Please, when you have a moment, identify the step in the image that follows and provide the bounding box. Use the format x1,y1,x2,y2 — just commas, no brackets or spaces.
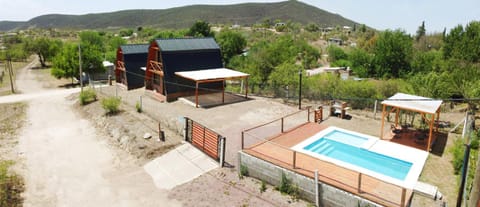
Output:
321,146,335,155
313,142,330,153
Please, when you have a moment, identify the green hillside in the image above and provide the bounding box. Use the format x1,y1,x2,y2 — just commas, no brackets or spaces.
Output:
0,1,361,31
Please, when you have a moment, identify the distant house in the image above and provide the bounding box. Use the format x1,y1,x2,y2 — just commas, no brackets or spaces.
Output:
328,37,343,46
115,44,149,90
144,38,224,102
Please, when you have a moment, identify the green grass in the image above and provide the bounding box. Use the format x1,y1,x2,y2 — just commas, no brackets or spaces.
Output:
101,97,121,115
79,89,97,105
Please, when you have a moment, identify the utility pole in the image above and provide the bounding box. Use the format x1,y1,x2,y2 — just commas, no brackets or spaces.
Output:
6,56,15,93
78,43,83,92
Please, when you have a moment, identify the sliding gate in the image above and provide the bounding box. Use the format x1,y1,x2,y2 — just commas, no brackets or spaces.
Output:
185,117,226,167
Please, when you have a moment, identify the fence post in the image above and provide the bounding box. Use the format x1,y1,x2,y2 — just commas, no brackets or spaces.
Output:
293,151,296,169
219,136,226,167
158,122,165,142
184,117,188,141
307,107,311,122
281,118,284,133
315,169,319,207
202,126,206,150
140,96,143,112
357,173,362,193
241,131,244,150
401,188,406,207
373,100,378,119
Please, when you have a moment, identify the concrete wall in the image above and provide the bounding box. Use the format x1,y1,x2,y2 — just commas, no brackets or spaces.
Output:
239,152,382,207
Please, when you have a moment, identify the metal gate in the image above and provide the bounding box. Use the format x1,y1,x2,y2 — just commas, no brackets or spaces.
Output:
185,117,226,166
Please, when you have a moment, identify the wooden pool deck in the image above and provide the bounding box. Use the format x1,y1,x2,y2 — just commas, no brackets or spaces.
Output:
243,122,413,207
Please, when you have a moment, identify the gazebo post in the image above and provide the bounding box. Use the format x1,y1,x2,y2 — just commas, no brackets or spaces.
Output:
427,113,435,151
222,79,225,104
395,108,400,127
380,104,387,139
195,82,199,108
436,110,440,132
245,77,249,99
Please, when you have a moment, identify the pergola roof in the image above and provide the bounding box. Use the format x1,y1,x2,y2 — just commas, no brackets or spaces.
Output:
381,93,443,114
175,68,249,82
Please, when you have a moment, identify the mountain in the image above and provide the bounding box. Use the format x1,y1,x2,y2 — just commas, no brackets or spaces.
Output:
0,1,361,31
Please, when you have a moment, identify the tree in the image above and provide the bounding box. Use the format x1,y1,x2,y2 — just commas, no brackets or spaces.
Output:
187,20,214,37
443,21,480,62
215,30,247,64
51,43,79,83
305,23,319,32
327,45,347,62
25,37,62,67
348,48,373,77
105,36,127,62
416,21,426,41
372,29,413,78
79,31,106,74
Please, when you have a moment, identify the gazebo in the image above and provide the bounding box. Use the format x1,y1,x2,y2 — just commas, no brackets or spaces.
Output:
380,93,443,151
175,68,249,108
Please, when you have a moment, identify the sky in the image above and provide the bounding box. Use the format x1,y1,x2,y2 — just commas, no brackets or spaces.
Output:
1,0,479,34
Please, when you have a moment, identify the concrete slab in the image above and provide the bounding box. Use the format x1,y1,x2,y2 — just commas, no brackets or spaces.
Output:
143,143,218,190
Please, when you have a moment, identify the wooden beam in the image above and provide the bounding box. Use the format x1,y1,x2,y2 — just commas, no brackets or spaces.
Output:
245,77,249,99
436,110,440,132
427,113,435,151
380,104,387,139
222,80,225,104
395,108,400,127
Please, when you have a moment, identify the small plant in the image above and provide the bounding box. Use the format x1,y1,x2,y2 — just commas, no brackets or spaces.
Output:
450,138,465,174
260,180,267,193
275,172,299,200
101,97,121,115
239,164,249,179
79,89,97,105
135,101,142,113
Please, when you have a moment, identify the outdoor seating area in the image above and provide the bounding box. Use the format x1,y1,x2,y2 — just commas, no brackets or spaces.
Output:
385,125,445,152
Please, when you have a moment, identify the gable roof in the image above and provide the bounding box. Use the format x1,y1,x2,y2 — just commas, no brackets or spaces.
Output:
120,44,149,55
155,38,220,52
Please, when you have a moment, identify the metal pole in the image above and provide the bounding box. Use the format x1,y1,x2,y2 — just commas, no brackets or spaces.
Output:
456,115,472,207
78,44,83,92
298,69,302,110
314,170,319,207
219,137,226,167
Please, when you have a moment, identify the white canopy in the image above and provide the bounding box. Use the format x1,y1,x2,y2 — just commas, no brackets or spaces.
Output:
175,68,249,82
381,93,442,114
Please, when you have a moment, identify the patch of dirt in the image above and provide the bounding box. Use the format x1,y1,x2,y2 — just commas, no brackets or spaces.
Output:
71,92,182,164
0,102,27,207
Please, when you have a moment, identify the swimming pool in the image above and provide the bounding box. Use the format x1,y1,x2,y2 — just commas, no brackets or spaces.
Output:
292,127,427,188
304,137,412,180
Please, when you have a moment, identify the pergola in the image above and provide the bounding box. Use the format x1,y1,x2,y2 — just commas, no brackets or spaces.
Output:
380,93,443,151
175,68,250,108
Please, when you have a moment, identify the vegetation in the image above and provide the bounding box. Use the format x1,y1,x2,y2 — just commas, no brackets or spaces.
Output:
79,89,97,105
275,172,300,200
215,29,247,64
260,180,267,193
187,20,214,37
0,1,357,31
0,161,24,207
239,164,249,179
101,97,121,115
135,101,142,113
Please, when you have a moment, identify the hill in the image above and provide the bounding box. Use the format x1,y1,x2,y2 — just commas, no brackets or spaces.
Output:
0,1,361,31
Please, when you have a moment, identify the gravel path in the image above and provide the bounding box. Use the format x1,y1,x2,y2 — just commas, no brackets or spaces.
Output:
14,59,180,206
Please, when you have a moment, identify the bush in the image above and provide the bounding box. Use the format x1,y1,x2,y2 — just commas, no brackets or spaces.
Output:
0,161,24,207
79,89,97,105
135,101,142,113
101,97,121,115
450,138,465,174
260,180,267,193
239,164,249,179
275,172,299,200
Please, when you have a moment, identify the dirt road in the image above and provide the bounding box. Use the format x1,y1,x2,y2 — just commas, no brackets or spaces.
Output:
14,60,180,206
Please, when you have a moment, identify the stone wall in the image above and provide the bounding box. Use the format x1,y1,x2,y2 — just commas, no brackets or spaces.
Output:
239,152,382,207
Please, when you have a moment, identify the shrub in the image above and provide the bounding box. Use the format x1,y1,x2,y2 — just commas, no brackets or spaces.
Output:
239,164,249,179
450,138,465,174
260,180,267,193
0,161,24,207
135,101,142,113
275,173,300,200
79,89,97,105
101,97,121,115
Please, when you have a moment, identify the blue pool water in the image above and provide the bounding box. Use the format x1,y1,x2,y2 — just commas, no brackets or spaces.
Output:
323,130,368,147
304,131,412,181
